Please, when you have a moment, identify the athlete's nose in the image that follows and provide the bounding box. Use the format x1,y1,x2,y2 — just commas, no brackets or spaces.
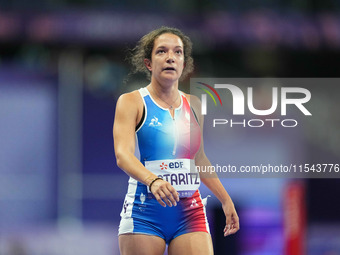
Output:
166,52,175,63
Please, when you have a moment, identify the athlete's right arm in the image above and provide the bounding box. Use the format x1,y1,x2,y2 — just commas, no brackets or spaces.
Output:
113,92,179,207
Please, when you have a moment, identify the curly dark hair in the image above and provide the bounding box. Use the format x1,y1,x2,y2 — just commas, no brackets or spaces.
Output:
129,26,194,81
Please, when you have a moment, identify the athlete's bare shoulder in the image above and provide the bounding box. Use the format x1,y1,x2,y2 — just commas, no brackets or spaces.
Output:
117,89,144,108
116,89,144,118
117,90,142,104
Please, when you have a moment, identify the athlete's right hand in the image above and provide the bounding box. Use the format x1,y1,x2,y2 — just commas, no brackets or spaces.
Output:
150,179,180,207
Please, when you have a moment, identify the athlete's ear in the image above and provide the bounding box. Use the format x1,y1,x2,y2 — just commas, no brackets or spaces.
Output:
144,59,152,72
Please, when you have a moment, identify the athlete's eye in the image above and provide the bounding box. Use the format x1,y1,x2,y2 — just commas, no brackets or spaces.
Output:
175,50,183,55
156,50,165,54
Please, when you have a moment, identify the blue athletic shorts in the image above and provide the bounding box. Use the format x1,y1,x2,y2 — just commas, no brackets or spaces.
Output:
118,184,210,244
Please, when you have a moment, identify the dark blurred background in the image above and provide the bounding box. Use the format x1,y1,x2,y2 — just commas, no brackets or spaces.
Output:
0,1,340,255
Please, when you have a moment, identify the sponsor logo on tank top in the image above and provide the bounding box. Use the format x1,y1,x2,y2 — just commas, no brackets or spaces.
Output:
149,116,162,127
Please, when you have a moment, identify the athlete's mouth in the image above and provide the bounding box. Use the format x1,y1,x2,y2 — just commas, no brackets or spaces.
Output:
163,67,176,71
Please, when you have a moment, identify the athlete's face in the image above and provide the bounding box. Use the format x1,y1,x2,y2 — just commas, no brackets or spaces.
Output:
145,33,185,84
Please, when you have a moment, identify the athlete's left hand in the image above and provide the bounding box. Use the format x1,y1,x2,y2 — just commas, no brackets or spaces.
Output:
222,199,240,237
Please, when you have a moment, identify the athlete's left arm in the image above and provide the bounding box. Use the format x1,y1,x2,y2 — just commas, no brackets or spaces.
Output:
189,94,240,237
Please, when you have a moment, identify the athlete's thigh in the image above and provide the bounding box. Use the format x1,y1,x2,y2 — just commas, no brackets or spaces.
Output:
119,234,166,255
168,232,214,255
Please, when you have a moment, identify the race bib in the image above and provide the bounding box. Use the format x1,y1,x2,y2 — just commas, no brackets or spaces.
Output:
145,159,200,197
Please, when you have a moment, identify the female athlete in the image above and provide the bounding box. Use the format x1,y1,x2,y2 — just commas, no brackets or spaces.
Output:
113,26,239,255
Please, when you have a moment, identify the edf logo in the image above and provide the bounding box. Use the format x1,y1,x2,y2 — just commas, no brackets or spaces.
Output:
169,162,184,169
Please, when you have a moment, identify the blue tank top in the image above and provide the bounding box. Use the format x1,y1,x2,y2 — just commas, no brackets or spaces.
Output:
136,87,201,197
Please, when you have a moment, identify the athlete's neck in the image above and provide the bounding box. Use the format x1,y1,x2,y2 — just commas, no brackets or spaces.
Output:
148,79,179,100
